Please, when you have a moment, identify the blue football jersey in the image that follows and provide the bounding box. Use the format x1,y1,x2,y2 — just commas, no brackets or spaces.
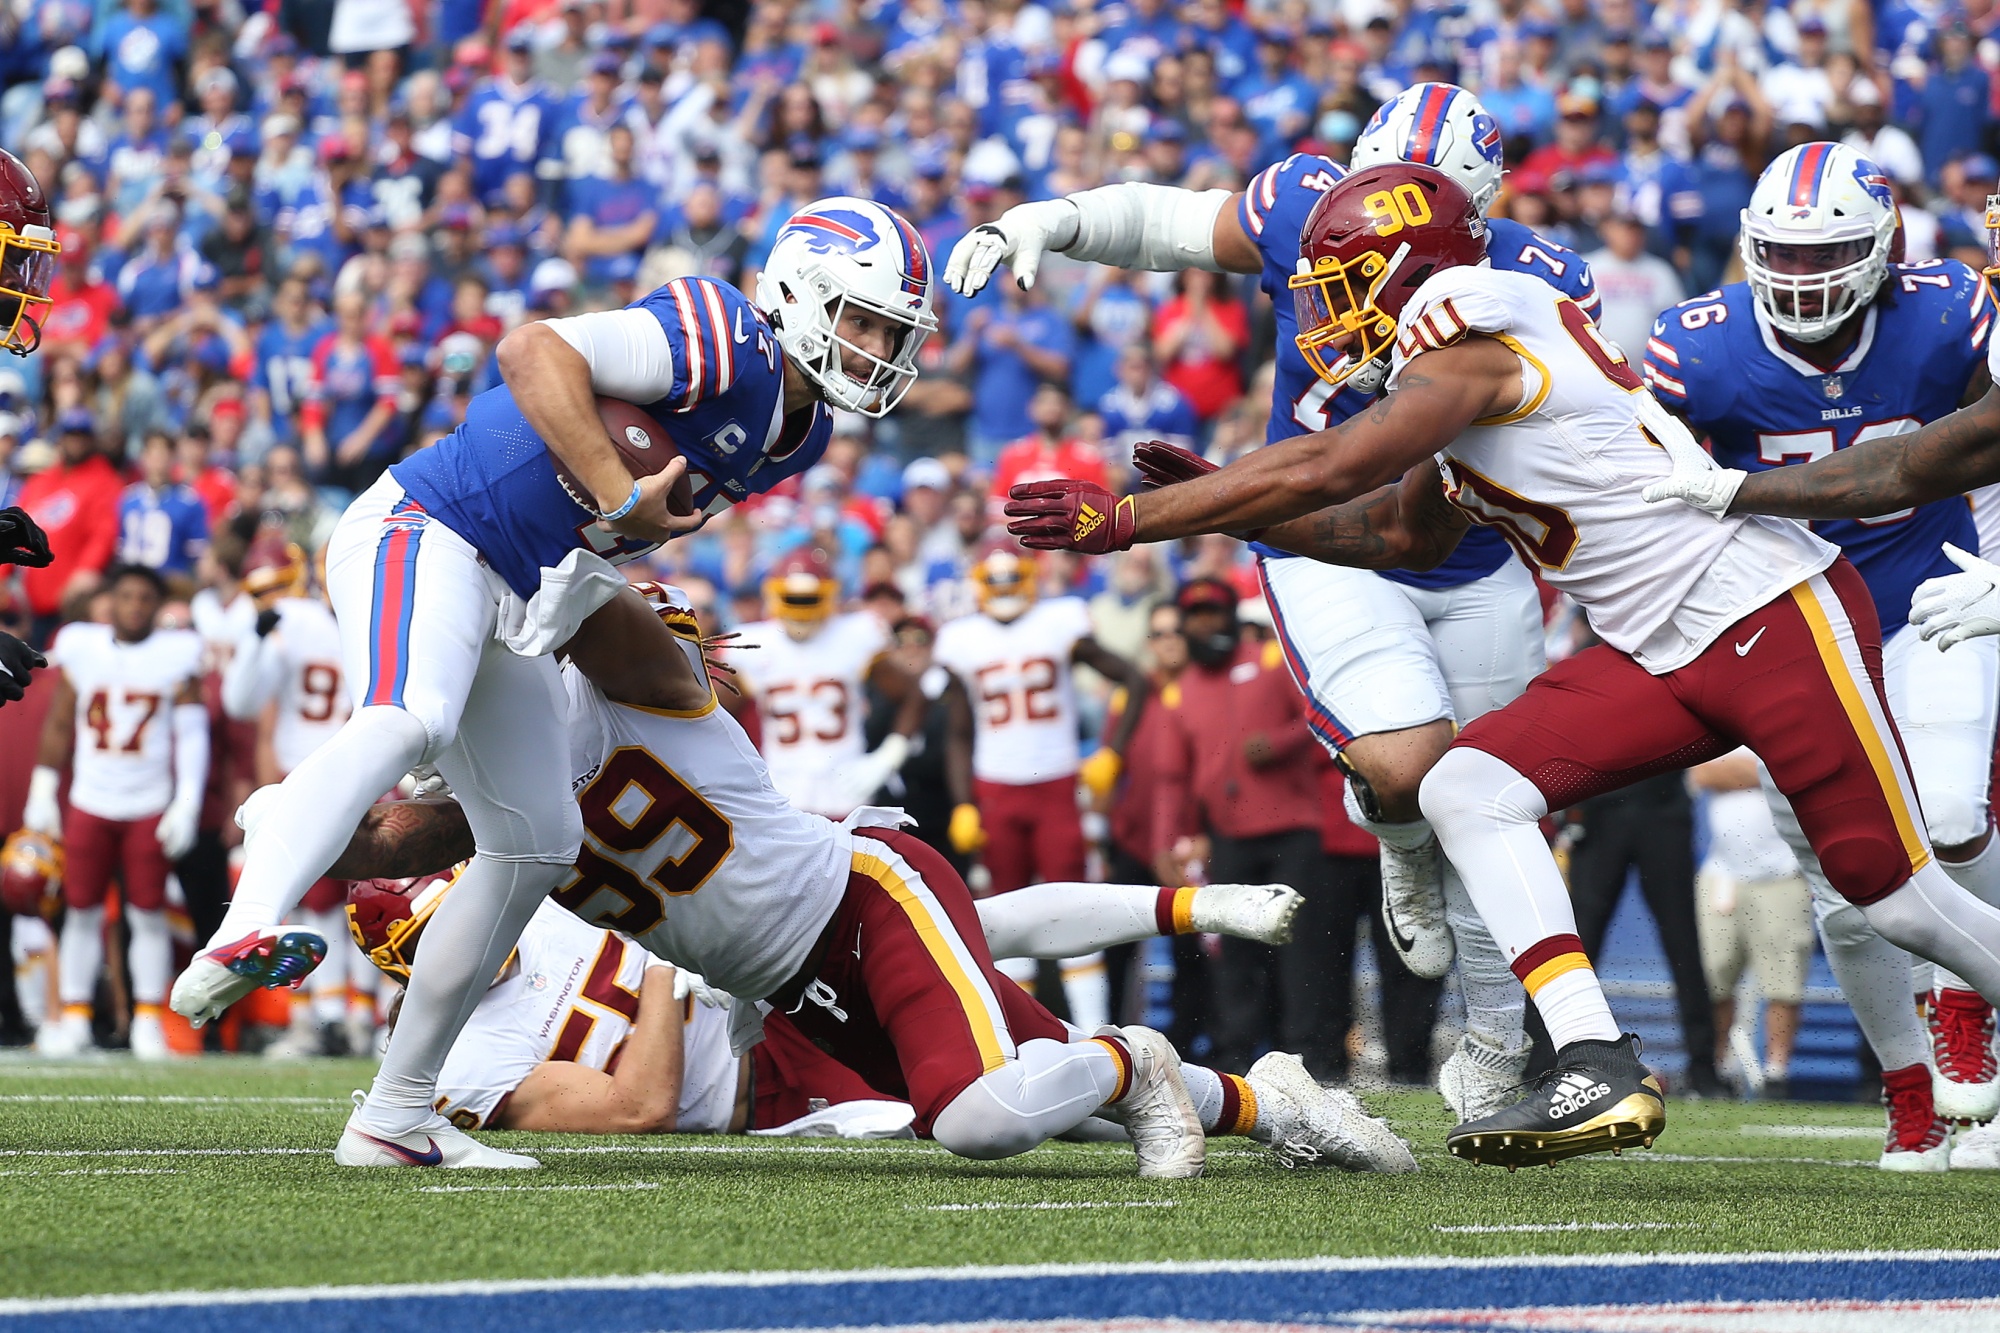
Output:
1644,262,1993,630
392,276,832,597
1237,154,1598,589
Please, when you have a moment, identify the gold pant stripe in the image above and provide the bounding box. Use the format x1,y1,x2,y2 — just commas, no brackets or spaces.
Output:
852,849,1009,1074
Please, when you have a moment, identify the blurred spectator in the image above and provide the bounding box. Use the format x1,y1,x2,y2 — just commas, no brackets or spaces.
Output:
958,281,1075,463
300,290,399,495
1088,545,1170,666
1153,269,1248,424
1842,81,1921,190
564,123,657,300
1098,346,1198,453
17,410,121,640
989,383,1109,516
1919,23,1989,187
1586,211,1685,362
117,430,209,588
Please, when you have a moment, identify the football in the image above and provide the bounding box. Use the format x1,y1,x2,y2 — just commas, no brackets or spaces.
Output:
549,396,696,518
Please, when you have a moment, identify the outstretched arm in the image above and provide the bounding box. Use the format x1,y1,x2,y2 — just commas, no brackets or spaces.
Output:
944,183,1261,294
1722,388,2000,520
1256,461,1471,571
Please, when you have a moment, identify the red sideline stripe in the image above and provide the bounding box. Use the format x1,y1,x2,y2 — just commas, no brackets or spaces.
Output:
1510,933,1587,985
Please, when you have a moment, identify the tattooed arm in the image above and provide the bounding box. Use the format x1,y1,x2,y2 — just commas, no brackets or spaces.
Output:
1254,460,1471,571
326,798,477,880
1725,387,2000,521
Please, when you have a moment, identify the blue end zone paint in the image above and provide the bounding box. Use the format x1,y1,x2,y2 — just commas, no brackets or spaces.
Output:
8,1252,2000,1333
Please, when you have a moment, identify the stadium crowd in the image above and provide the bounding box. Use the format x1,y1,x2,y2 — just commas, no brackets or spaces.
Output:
0,0,1994,1093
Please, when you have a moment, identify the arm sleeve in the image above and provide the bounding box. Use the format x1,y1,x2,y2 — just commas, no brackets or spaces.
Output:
220,629,284,721
544,307,680,404
170,699,210,810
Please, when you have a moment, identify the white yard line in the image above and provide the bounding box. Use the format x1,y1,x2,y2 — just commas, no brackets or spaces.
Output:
0,1095,344,1106
1740,1125,1882,1139
417,1182,664,1194
1432,1222,1688,1235
918,1202,1179,1213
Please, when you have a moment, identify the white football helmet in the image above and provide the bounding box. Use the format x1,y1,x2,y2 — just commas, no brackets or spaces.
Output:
1741,142,1897,343
1351,83,1507,215
755,196,939,418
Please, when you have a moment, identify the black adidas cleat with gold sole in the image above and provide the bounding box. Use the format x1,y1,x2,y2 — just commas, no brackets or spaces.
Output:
1444,1033,1665,1171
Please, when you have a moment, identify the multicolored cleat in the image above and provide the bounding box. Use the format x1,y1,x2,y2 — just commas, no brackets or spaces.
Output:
168,930,328,1028
1444,1032,1665,1171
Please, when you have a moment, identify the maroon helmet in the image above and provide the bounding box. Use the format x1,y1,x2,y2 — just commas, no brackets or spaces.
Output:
0,150,58,357
1289,162,1487,389
347,871,458,985
0,829,61,918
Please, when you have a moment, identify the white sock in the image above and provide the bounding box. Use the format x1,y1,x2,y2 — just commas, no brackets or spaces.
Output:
1420,747,1618,1048
1863,860,2000,1007
212,707,428,947
1061,953,1110,1031
359,854,567,1133
929,1035,1127,1159
1182,1061,1223,1129
1443,859,1525,1047
57,906,105,1008
125,908,170,1005
975,883,1163,957
993,955,1038,993
306,907,351,1025
1936,840,2000,991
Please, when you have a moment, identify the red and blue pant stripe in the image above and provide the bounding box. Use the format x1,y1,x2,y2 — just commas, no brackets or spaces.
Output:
365,498,427,708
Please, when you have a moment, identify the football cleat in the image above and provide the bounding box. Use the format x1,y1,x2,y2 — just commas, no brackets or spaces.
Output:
1928,988,2000,1123
1099,1025,1205,1179
1379,838,1453,980
1881,1062,1952,1172
1949,1119,2000,1170
1446,1033,1665,1170
1247,1051,1417,1173
35,1011,91,1057
170,930,328,1028
1439,1028,1533,1124
335,1097,540,1169
128,1009,171,1061
1190,883,1302,945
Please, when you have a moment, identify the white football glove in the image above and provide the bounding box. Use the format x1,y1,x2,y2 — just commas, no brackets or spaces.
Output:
671,967,731,1010
1638,397,1743,517
1910,543,2000,649
827,734,911,815
406,763,452,799
156,795,200,860
943,199,1080,295
23,765,61,838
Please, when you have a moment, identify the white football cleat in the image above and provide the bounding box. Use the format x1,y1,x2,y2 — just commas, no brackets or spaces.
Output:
1438,1029,1532,1124
1247,1051,1418,1173
170,930,327,1028
1379,838,1454,980
1191,884,1302,945
335,1100,540,1169
35,1012,92,1057
1950,1120,2000,1170
1099,1025,1205,1179
128,1009,171,1061
1928,988,2000,1123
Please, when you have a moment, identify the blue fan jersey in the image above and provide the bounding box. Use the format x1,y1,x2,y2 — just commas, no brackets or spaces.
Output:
1644,262,1993,630
1238,153,1600,588
392,276,832,597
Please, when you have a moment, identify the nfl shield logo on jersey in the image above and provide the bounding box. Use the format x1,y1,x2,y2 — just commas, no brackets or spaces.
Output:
1821,375,1845,400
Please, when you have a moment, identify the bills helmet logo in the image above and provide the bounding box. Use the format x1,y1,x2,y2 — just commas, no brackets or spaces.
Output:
1851,160,1894,209
1470,112,1504,165
780,209,884,257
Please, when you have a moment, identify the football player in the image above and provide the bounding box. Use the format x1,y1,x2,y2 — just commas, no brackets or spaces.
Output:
1005,162,2000,1169
221,541,375,1057
931,545,1148,1031
727,545,926,820
24,564,207,1059
305,583,1413,1175
0,147,61,707
332,871,1386,1164
1643,143,1996,1168
945,84,1595,1117
171,196,939,1171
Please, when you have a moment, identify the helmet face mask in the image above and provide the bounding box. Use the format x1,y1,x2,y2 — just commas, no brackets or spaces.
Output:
1740,142,1896,344
764,546,840,634
973,548,1037,622
755,198,940,418
1986,193,2000,280
347,873,457,986
1291,241,1409,388
0,238,55,356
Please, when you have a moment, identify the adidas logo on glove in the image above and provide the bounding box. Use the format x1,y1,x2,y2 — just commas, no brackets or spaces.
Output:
1548,1073,1611,1119
1073,504,1105,541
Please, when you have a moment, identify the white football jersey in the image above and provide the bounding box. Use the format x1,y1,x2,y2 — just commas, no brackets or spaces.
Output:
933,597,1092,784
431,898,739,1133
728,612,887,817
189,586,256,674
1389,266,1836,674
50,624,204,821
560,622,850,1000
222,598,351,774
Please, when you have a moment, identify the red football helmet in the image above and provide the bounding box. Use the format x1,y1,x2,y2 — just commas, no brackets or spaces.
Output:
347,870,459,986
0,829,62,918
0,149,58,357
1289,162,1487,389
243,533,309,610
763,545,840,629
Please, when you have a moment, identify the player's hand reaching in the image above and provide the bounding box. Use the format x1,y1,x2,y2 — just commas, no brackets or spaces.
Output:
156,796,199,861
948,803,986,854
1132,441,1218,490
1004,480,1137,554
600,457,703,545
1640,412,1744,517
668,966,731,1010
0,631,45,703
1910,543,2000,649
943,198,1080,295
0,507,51,568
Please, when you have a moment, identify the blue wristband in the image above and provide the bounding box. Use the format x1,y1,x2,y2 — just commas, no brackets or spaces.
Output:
600,480,642,523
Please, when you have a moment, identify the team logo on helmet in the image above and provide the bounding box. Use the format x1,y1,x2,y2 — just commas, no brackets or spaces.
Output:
780,209,884,258
1852,160,1893,210
1469,112,1503,164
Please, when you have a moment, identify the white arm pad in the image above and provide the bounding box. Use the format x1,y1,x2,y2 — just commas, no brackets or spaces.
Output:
171,700,210,810
1061,182,1231,273
544,308,679,404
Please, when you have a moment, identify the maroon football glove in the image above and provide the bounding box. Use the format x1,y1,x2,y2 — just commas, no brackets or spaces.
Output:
1131,440,1218,491
1004,479,1138,554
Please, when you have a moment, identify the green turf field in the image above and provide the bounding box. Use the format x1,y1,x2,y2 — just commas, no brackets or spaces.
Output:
2,1055,1992,1301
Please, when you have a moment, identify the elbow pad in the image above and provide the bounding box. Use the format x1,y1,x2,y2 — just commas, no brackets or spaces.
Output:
1062,182,1230,274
